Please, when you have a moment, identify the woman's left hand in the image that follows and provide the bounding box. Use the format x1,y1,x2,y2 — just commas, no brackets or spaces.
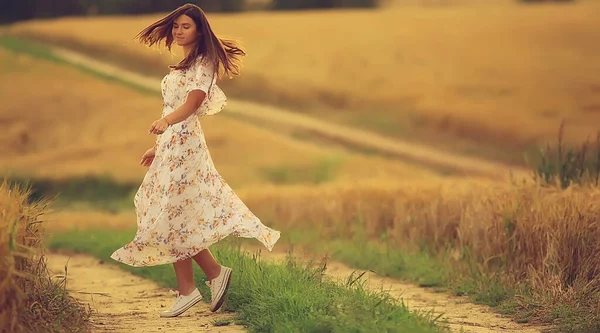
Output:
149,118,170,135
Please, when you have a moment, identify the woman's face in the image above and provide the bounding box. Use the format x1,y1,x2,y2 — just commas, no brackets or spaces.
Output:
172,14,199,47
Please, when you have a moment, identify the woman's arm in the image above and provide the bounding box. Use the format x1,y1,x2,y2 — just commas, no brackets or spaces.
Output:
148,91,206,134
162,90,206,125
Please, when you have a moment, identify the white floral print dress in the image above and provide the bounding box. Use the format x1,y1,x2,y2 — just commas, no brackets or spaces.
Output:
111,55,281,267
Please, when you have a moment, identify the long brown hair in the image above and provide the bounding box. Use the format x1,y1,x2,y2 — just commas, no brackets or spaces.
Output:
134,3,245,79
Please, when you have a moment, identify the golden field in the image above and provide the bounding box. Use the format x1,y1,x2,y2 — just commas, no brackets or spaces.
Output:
7,1,600,159
3,4,600,328
0,49,442,188
40,167,600,328
0,180,90,332
240,177,600,326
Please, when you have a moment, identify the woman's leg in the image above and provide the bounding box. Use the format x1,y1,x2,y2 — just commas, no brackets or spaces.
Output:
173,258,197,295
192,248,232,312
160,258,203,317
192,249,222,280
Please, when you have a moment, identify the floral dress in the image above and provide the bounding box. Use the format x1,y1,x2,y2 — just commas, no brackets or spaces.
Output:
111,55,281,267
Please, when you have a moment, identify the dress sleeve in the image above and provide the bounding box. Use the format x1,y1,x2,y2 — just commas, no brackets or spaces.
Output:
185,56,216,97
185,56,227,117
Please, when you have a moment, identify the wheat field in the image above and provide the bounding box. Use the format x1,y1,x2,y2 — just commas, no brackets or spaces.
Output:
238,176,600,325
0,180,91,332
8,1,600,153
0,49,441,187
4,3,600,328
40,163,600,328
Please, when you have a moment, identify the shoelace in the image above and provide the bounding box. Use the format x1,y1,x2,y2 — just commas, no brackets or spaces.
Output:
167,290,183,309
206,280,218,297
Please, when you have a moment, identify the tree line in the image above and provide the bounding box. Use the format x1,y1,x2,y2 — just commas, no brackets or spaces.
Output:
0,0,381,24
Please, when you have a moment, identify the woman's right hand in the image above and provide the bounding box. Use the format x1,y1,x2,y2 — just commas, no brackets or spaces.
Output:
140,147,156,167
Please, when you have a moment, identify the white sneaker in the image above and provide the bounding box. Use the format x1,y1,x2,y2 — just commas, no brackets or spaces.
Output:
159,288,203,318
205,266,232,312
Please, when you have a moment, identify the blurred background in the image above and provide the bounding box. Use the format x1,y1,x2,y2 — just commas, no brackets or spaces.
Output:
1,0,600,248
1,0,599,235
1,0,598,188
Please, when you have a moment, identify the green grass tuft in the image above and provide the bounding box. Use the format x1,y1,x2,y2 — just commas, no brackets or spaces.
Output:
211,318,233,326
528,120,600,189
260,156,343,185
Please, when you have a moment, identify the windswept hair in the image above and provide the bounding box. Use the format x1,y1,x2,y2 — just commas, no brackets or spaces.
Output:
135,3,245,79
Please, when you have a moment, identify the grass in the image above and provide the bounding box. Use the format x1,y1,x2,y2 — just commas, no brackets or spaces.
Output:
6,2,600,164
530,120,600,189
260,155,344,185
0,180,91,333
47,228,445,333
4,174,137,212
232,173,600,332
7,122,597,331
21,126,600,331
265,226,521,310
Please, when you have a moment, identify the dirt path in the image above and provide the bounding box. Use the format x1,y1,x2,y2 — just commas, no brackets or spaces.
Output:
47,45,530,181
47,248,547,333
46,252,245,333
250,246,547,333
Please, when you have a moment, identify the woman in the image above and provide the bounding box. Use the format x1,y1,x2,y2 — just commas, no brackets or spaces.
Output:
110,3,281,318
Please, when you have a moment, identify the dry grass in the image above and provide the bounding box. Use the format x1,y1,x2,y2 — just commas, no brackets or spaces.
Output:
7,1,600,155
37,172,600,328
0,180,91,333
238,178,600,327
0,49,441,188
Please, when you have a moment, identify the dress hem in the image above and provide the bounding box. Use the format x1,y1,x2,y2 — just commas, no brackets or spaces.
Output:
110,229,281,268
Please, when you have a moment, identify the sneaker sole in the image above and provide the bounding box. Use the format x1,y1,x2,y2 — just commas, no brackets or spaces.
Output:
159,294,203,318
210,267,232,312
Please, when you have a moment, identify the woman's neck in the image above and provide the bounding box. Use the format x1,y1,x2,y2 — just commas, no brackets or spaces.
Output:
183,43,195,58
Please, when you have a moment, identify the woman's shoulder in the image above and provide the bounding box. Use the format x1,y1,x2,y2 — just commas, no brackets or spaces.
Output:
187,55,209,71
